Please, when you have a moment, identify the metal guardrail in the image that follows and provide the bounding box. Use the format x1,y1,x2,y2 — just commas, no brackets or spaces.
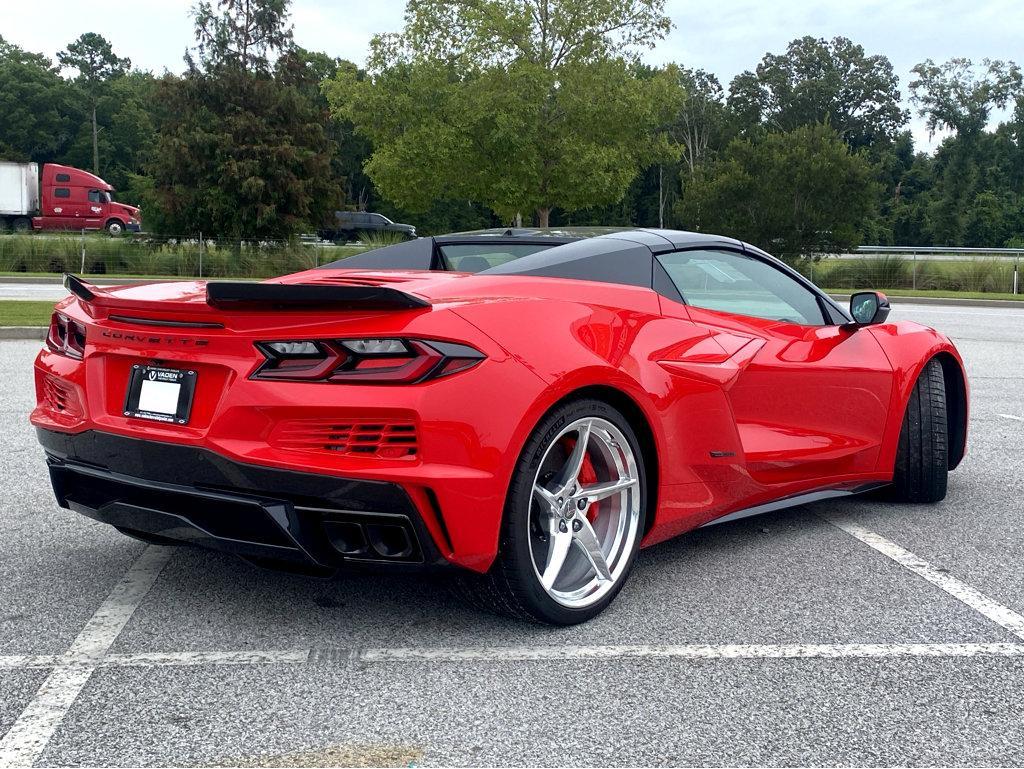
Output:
856,245,1024,257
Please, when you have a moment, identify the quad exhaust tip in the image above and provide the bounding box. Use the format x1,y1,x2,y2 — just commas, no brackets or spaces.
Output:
323,519,418,562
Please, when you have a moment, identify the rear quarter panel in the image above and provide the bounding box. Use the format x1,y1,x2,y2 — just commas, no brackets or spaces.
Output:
450,281,750,543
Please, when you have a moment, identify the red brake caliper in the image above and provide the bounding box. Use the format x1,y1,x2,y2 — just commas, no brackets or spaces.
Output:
575,440,600,522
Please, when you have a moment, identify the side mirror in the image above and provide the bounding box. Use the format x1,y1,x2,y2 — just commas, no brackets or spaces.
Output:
848,291,891,326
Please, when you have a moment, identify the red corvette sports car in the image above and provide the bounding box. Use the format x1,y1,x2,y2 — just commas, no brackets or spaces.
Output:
31,229,968,624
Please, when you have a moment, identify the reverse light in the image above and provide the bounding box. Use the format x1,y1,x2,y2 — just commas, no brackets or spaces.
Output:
46,313,86,360
341,338,409,355
265,341,322,356
254,338,485,384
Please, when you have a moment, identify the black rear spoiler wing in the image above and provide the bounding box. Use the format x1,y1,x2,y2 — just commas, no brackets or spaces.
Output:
206,282,430,310
63,274,430,311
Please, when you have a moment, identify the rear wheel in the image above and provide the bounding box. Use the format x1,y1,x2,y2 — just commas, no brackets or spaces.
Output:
890,358,948,503
455,399,647,625
12,217,31,233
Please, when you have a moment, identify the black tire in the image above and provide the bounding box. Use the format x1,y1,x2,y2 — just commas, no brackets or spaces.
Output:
890,357,948,503
453,398,648,625
12,217,31,233
105,219,125,236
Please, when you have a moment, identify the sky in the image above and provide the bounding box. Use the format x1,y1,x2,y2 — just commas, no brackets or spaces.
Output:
4,0,1023,151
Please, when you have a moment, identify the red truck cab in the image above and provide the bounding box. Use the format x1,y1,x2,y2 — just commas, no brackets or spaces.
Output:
33,164,141,235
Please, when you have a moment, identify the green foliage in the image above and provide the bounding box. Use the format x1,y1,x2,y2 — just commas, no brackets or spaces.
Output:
4,14,1024,259
0,233,361,277
192,0,293,72
328,0,679,226
678,124,880,259
359,231,411,249
149,67,339,238
57,33,130,92
0,37,78,161
911,58,1023,138
811,255,1018,294
58,32,132,174
727,36,908,147
149,0,339,238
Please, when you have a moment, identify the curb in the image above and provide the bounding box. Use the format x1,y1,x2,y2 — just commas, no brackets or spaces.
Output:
0,326,46,340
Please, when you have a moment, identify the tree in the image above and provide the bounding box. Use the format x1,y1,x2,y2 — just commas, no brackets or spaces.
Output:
673,68,729,177
677,124,880,259
727,36,907,148
148,0,338,237
60,71,158,192
58,33,131,174
327,0,679,227
910,58,1023,139
192,0,292,72
0,36,78,162
908,59,1023,245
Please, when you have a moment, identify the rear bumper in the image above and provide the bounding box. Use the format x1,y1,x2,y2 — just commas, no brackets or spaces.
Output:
38,428,451,573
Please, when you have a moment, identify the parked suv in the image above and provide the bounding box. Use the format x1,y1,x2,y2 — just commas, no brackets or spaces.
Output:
319,211,416,243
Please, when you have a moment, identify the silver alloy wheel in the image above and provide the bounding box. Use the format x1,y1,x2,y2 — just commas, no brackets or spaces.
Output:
528,416,641,608
107,221,123,236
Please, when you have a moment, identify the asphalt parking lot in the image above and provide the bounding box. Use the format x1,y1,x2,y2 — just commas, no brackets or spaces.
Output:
1,302,1023,767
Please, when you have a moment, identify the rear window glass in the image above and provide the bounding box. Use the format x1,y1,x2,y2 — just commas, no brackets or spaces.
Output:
54,188,70,198
55,173,71,182
440,243,555,272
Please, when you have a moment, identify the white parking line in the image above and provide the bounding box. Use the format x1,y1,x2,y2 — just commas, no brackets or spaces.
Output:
3,643,1024,675
998,413,1024,422
0,546,172,768
824,515,1024,641
342,642,1024,662
102,649,310,667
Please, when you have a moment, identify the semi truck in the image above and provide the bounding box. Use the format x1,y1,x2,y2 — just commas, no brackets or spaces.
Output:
0,162,141,235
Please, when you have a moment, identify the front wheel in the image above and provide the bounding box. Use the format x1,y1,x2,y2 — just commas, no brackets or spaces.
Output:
890,358,948,503
455,399,647,624
106,219,124,236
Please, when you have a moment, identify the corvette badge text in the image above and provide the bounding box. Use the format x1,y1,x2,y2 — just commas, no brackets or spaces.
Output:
100,330,209,346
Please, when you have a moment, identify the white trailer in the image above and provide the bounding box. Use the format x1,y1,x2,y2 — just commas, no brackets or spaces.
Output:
0,161,40,231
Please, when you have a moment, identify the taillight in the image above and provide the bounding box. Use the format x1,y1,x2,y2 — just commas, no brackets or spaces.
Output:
253,338,485,384
46,313,86,360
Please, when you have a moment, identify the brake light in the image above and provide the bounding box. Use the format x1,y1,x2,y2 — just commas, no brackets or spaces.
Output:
46,313,86,360
253,338,484,384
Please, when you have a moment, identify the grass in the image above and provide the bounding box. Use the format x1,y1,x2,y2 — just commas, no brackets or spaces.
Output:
0,233,367,278
803,256,1020,294
0,301,58,326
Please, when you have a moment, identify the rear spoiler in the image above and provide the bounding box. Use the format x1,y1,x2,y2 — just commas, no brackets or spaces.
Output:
63,274,430,311
64,273,98,302
206,282,430,310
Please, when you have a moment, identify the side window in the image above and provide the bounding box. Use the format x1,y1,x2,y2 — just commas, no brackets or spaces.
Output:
55,173,71,182
54,188,71,199
88,189,102,203
440,243,556,272
370,214,387,224
657,249,826,326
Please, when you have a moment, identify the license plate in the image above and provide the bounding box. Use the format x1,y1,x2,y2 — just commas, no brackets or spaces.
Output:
124,365,197,424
